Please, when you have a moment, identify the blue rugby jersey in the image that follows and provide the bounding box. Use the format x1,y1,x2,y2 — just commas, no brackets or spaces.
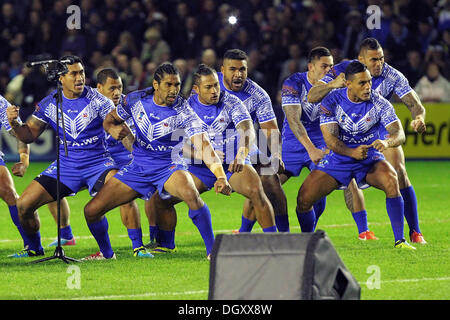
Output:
320,59,413,100
320,88,399,148
0,95,16,161
116,89,205,165
218,72,276,124
281,72,324,148
187,91,251,161
33,86,114,163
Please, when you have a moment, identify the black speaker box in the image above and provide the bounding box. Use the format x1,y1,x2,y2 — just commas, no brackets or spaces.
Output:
208,230,360,300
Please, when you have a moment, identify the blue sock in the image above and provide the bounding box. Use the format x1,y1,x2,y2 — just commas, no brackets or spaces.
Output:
313,197,327,229
159,229,176,249
149,225,159,242
87,218,114,258
400,186,421,234
239,215,256,232
189,204,215,255
8,205,29,247
296,207,316,232
127,228,143,250
386,196,405,242
263,225,277,232
275,214,290,232
351,210,369,234
26,231,43,253
60,225,73,240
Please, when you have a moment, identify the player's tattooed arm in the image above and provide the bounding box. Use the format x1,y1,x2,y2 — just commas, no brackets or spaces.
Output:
13,139,30,177
371,120,405,152
307,74,346,103
400,91,426,133
284,104,325,164
7,106,47,143
103,109,130,141
321,122,369,160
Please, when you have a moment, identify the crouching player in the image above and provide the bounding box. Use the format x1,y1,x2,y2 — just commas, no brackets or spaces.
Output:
297,61,415,249
83,63,231,260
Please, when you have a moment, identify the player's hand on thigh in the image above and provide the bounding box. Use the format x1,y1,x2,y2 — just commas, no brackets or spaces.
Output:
214,177,232,196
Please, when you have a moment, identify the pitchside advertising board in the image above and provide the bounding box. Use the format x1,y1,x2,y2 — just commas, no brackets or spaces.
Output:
393,103,450,159
0,104,449,161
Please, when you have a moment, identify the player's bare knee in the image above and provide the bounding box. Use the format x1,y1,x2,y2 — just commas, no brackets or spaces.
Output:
297,188,313,212
384,173,401,198
84,200,103,223
179,187,201,208
0,186,18,206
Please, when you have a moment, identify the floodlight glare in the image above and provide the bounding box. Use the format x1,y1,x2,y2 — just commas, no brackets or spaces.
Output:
228,15,237,25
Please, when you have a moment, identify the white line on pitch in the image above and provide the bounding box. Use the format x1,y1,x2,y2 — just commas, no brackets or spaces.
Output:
69,289,208,300
69,277,450,300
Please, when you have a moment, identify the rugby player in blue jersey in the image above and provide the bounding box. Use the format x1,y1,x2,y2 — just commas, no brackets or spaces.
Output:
0,94,34,255
282,47,377,239
219,49,287,233
148,64,277,254
7,56,121,258
83,63,231,260
96,68,153,258
298,61,415,249
279,47,330,232
308,38,427,244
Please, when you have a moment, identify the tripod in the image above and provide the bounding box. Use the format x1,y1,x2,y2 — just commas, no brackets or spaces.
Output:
31,61,79,264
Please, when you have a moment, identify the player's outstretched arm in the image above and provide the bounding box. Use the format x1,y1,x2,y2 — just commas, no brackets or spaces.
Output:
190,133,232,196
307,74,346,103
321,122,369,160
103,109,131,141
11,138,30,177
259,119,285,172
400,91,426,133
284,104,325,164
7,106,46,144
231,119,255,173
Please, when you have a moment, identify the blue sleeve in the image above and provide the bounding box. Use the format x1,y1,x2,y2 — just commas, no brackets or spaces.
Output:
281,76,302,106
178,102,205,138
33,95,52,124
319,93,337,125
228,95,251,127
116,94,132,121
0,96,13,131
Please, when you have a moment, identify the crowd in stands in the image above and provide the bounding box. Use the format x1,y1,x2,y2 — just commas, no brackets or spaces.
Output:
1,0,450,116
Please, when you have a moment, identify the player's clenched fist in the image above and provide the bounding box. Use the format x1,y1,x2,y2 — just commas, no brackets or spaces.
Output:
410,117,426,134
351,145,370,160
109,123,130,141
7,105,20,126
214,177,232,196
370,139,389,152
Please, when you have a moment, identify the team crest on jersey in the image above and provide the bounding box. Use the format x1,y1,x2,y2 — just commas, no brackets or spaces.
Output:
45,102,97,139
372,154,381,160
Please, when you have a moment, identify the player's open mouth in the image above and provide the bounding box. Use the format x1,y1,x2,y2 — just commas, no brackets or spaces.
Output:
74,83,84,90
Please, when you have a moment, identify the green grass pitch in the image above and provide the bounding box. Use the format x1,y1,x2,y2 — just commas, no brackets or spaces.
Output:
0,161,448,300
